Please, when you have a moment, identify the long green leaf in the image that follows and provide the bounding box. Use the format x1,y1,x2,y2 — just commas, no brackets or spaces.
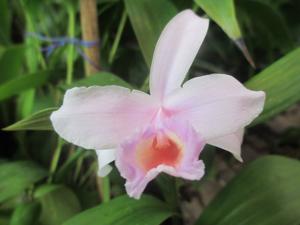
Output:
125,0,177,66
64,72,132,89
3,107,56,131
195,156,300,225
63,195,173,225
34,185,81,225
0,161,47,202
0,45,26,83
0,0,11,44
10,201,41,225
246,47,300,124
194,0,256,66
194,0,241,39
0,70,49,102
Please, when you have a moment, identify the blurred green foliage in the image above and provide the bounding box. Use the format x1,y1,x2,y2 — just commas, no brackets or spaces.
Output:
0,0,299,224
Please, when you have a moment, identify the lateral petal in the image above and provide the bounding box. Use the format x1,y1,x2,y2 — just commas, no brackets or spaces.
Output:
207,129,244,161
51,86,158,149
164,74,265,141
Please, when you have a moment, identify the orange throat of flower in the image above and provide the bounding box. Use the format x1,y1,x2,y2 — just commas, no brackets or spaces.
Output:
136,132,183,172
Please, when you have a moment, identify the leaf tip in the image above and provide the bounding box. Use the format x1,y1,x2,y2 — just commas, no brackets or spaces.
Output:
234,38,256,68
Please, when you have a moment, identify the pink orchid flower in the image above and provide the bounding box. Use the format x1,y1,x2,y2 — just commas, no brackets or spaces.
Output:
50,10,265,199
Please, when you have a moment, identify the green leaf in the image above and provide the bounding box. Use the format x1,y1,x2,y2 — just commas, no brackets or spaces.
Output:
0,0,11,44
0,45,26,83
10,201,41,225
35,185,81,225
246,47,300,125
125,0,177,66
63,195,173,225
64,72,132,89
194,0,255,66
0,70,50,102
3,107,56,131
0,161,47,202
195,156,300,225
194,0,241,39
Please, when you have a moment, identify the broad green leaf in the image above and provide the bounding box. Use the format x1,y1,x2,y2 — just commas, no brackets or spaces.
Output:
0,45,26,83
34,185,62,198
0,0,11,44
194,0,255,66
0,161,47,202
64,72,132,89
63,195,173,225
195,156,300,225
10,201,41,225
246,47,300,124
0,70,49,102
125,0,177,66
35,185,81,225
194,0,241,39
3,107,56,131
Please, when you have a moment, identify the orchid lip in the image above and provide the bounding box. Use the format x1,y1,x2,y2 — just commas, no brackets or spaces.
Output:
115,118,206,199
136,131,183,172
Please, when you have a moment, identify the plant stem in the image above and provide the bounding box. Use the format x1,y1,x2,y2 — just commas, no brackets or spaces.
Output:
80,0,101,75
108,9,127,64
48,138,64,183
66,4,76,85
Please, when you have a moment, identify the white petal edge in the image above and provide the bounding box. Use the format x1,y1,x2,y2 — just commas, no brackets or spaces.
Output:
164,74,265,141
96,149,116,177
207,129,244,162
50,86,158,150
98,165,113,177
149,9,209,100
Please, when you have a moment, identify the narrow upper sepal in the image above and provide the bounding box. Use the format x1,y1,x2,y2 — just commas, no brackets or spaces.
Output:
149,10,209,100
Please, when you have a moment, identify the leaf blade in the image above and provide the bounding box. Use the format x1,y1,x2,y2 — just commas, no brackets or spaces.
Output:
63,72,132,89
125,0,177,66
3,107,56,131
195,156,300,225
0,161,47,202
63,195,173,225
246,47,300,125
0,70,50,102
194,0,241,39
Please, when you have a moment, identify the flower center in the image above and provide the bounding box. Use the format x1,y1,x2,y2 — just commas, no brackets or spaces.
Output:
136,132,183,172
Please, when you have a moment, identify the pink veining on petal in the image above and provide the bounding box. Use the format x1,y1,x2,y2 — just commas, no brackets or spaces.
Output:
115,117,205,199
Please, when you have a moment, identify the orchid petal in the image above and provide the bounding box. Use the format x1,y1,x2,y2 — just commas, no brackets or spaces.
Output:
207,129,244,161
50,86,158,149
164,74,265,141
149,10,209,100
98,165,113,177
96,149,116,177
115,118,205,199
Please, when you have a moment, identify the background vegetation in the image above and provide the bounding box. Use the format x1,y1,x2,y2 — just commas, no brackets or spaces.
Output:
0,0,299,224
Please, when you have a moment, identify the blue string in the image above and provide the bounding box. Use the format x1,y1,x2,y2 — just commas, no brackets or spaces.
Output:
26,32,100,69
